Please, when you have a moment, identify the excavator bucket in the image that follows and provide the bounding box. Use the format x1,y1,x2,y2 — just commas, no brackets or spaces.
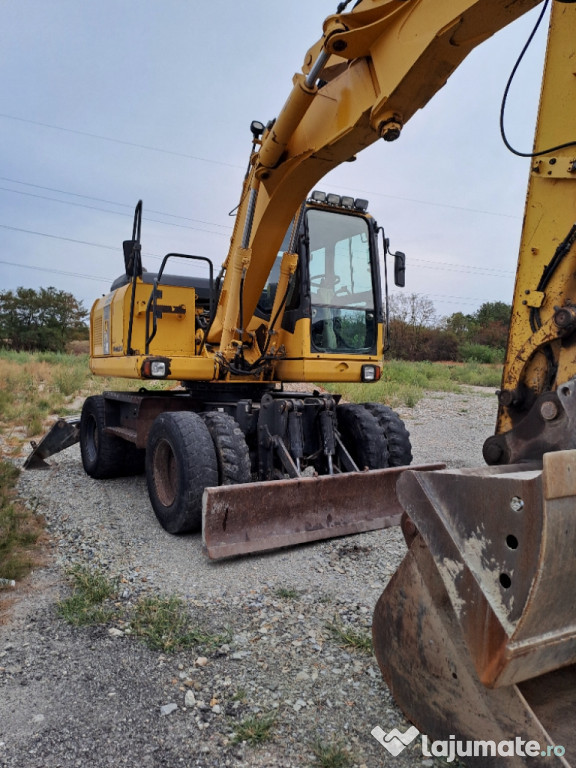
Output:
202,463,444,559
372,451,576,766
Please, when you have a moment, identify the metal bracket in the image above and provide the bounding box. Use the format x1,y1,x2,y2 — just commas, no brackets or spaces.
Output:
484,378,576,465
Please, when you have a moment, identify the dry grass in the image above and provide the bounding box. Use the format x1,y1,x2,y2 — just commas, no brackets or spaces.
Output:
0,353,88,447
0,350,166,455
0,461,45,582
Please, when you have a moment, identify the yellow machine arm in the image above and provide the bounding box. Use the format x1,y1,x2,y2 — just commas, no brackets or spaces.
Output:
483,1,576,463
208,0,543,363
369,2,576,760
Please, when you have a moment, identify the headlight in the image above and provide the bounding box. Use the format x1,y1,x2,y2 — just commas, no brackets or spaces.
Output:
361,364,381,382
141,358,170,378
151,361,166,377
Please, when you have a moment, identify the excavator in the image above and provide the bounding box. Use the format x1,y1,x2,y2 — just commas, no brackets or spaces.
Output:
25,0,576,759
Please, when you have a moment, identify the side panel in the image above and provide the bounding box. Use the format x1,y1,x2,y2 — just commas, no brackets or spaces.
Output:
90,280,198,361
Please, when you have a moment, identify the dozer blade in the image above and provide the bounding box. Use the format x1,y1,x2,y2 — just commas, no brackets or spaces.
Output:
202,463,444,559
373,451,576,766
23,416,81,470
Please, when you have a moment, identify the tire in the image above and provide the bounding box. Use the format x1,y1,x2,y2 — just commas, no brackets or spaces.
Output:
80,395,144,479
336,403,389,470
364,403,413,467
200,412,251,486
145,411,218,534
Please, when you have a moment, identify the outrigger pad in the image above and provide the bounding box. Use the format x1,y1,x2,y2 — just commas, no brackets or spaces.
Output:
24,416,80,470
202,463,444,559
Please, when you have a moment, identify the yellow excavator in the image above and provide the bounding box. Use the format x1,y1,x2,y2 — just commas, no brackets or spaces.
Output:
26,0,576,757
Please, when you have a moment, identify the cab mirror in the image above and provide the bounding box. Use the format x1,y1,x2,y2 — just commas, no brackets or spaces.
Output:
394,251,406,288
123,240,142,278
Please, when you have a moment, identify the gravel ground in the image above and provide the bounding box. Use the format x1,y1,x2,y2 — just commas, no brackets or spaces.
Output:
1,388,497,768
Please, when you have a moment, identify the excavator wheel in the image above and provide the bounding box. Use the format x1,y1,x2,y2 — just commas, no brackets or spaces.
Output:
80,395,145,479
146,411,218,534
364,403,412,467
336,403,389,469
200,411,252,485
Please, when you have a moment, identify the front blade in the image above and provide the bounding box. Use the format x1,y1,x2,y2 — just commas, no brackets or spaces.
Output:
202,463,444,559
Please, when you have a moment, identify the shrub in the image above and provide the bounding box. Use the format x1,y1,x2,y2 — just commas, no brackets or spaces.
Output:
459,343,505,364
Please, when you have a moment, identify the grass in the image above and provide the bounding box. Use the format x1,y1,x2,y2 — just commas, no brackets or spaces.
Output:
128,594,231,653
232,711,277,745
325,618,373,654
0,460,44,582
56,566,231,653
0,349,172,447
57,565,118,626
322,359,502,408
309,739,353,768
274,587,300,600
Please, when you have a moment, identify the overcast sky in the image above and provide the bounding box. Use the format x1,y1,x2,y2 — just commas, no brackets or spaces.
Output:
0,0,550,320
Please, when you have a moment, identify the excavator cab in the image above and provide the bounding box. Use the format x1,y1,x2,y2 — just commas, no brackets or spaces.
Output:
307,202,378,354
252,190,405,384
258,193,384,353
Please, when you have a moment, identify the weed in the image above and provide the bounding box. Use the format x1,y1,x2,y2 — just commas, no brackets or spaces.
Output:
57,565,118,626
325,618,373,653
459,343,505,365
309,738,352,768
232,688,247,702
233,711,277,745
129,594,230,653
52,362,88,396
57,592,115,626
275,587,300,600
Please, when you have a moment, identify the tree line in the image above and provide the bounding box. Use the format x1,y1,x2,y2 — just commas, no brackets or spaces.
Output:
387,293,510,363
0,287,88,353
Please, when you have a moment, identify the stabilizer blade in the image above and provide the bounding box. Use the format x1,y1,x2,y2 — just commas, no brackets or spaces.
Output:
202,463,443,559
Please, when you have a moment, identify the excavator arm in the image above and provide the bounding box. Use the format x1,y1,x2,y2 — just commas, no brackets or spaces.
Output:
207,0,543,364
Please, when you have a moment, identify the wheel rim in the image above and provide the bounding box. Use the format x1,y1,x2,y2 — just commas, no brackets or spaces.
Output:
153,438,178,507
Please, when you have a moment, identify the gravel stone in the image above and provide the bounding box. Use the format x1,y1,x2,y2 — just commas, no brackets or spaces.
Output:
1,388,498,767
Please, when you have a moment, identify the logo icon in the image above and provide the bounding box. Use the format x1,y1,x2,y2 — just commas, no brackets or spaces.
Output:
372,725,420,756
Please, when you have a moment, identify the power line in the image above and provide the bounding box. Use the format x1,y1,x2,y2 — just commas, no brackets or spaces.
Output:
2,257,506,313
0,223,119,252
411,256,514,277
0,176,234,230
0,259,111,284
1,112,521,222
0,223,167,264
0,113,244,170
339,184,523,221
0,258,504,313
0,222,515,280
0,185,232,236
